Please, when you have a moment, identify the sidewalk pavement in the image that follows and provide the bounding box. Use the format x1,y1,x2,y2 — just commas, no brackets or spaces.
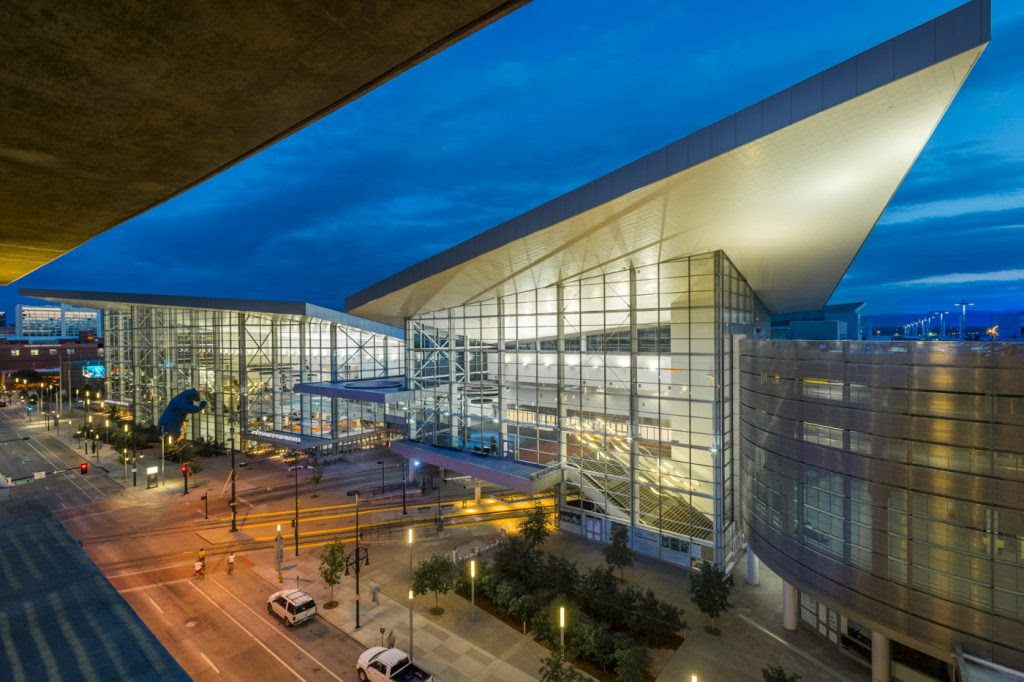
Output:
540,533,869,682
243,520,870,682
249,522,548,682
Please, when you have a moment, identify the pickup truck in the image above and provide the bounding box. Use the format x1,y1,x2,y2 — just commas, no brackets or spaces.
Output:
356,647,432,682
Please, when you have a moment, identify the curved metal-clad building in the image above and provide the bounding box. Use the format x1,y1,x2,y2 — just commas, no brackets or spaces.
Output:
739,339,1024,672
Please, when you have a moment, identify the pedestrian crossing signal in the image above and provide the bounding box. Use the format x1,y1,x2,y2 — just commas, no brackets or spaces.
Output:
180,465,188,475
79,462,88,475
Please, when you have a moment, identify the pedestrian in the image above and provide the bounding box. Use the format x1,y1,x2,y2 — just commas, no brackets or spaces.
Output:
500,528,507,543
197,548,206,564
450,545,457,564
193,560,204,579
386,629,396,649
227,552,235,575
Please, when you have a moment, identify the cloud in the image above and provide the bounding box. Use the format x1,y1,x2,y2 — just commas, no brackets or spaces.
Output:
895,269,1024,286
880,188,1024,225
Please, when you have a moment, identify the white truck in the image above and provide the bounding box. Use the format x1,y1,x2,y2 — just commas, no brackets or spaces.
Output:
356,647,433,682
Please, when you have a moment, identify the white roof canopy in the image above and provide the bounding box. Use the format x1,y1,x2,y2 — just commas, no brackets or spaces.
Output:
349,1,988,325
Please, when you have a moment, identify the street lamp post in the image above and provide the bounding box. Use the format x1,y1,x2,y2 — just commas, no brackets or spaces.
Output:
559,606,565,654
347,489,363,629
275,524,284,583
470,559,476,621
407,527,414,658
230,434,237,532
293,450,300,557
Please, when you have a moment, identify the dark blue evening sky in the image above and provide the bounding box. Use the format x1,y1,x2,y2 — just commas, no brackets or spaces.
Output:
4,1,1023,320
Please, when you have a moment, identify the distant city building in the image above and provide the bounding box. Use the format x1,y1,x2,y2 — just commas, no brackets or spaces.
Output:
770,302,865,340
15,303,101,339
0,311,6,326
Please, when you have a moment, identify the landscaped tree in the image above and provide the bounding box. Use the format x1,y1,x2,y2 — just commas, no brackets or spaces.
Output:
412,553,458,615
624,585,685,648
538,650,586,682
688,562,734,635
603,525,636,582
762,665,801,682
613,639,651,682
188,459,204,486
518,505,552,548
307,459,325,497
318,538,346,608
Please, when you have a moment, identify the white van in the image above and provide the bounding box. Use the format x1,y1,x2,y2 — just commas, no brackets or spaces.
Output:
267,589,317,626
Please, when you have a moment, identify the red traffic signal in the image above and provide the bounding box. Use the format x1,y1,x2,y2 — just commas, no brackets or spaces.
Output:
180,465,188,475
79,462,89,475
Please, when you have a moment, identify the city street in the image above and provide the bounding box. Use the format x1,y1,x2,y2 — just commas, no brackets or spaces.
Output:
0,402,541,679
0,403,122,508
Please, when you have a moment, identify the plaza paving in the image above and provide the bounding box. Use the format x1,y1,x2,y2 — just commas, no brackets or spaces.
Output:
247,516,871,682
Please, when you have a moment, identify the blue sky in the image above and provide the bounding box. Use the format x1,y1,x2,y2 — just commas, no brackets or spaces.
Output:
4,0,1023,321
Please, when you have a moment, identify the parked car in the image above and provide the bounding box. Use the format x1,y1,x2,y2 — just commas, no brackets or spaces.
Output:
266,589,316,627
356,647,432,682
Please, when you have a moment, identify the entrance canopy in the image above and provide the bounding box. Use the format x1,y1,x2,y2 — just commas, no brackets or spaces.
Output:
348,1,989,323
393,440,563,495
244,428,347,451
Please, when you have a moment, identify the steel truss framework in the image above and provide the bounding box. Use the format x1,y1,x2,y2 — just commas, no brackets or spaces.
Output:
103,305,403,453
406,250,754,568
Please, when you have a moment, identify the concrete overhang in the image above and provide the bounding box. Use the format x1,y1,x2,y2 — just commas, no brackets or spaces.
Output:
348,0,989,325
392,440,562,495
293,378,412,404
0,0,527,285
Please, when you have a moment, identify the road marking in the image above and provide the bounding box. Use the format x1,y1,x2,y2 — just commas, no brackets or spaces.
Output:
61,506,129,521
23,437,101,502
736,613,847,680
35,434,106,496
108,561,195,579
199,651,221,674
187,581,306,682
205,578,345,682
120,578,191,594
147,595,165,613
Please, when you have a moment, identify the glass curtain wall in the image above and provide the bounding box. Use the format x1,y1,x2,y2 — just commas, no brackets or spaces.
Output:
103,305,403,451
407,251,753,567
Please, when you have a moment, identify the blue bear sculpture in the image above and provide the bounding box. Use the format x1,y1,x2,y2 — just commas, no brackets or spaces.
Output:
158,388,207,439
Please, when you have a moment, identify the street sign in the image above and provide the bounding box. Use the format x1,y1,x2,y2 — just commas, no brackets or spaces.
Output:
33,471,46,480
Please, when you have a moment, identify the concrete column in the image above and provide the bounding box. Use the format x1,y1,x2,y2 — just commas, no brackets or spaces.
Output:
871,631,890,682
746,546,760,585
782,581,798,631
474,484,481,504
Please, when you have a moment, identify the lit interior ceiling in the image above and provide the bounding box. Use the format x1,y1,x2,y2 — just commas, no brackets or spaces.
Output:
349,6,987,326
0,0,526,285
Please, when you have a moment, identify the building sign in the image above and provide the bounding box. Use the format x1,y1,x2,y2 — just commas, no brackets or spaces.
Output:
247,429,303,444
82,364,106,378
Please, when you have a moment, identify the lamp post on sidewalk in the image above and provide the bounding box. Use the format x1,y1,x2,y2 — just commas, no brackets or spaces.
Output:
559,606,566,654
407,527,414,659
408,589,414,661
293,449,300,557
470,559,476,621
229,433,237,532
346,489,364,629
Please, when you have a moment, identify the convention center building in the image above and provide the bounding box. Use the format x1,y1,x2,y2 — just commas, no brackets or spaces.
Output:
27,1,1022,679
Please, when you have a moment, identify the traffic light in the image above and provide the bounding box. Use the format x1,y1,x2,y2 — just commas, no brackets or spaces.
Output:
181,464,189,495
180,465,188,475
80,462,89,475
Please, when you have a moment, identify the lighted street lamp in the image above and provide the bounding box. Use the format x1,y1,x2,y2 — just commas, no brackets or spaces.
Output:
559,605,566,654
408,589,415,661
470,559,477,621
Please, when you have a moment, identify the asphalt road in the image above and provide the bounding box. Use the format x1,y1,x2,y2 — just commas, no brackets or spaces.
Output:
118,559,364,681
0,405,122,509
